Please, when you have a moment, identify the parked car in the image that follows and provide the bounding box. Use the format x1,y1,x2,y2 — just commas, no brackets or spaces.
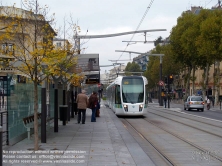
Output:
184,96,204,112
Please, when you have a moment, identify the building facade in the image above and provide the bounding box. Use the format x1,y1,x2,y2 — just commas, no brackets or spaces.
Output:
0,6,56,145
133,54,149,71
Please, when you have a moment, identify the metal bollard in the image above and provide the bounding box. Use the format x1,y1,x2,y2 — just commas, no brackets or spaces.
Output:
59,105,68,126
220,100,221,110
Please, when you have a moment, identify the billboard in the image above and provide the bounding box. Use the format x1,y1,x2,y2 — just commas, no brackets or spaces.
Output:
76,54,99,72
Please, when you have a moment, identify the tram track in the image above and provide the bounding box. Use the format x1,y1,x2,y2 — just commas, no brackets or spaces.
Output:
148,108,222,139
122,117,222,165
142,118,222,163
122,118,176,166
150,107,222,129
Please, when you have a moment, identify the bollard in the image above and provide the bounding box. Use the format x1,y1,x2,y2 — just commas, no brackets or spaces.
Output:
0,126,2,166
219,100,221,110
59,105,68,126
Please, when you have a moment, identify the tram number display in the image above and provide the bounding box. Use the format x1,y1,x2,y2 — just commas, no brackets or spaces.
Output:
122,78,143,85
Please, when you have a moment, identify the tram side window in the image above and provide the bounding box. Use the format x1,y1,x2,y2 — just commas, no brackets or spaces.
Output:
115,85,121,104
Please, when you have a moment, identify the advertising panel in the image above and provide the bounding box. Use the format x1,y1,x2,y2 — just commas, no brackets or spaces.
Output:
76,54,99,72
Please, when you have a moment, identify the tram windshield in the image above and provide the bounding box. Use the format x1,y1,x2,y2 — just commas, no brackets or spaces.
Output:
122,77,144,103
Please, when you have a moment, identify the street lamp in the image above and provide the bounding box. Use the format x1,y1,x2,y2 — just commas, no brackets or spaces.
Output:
115,50,164,106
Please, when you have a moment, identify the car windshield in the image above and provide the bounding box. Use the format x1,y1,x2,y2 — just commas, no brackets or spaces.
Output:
191,97,203,101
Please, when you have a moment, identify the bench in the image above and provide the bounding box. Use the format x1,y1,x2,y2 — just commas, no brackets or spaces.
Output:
23,113,41,140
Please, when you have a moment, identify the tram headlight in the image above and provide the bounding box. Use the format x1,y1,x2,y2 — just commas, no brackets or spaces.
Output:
123,104,128,112
139,104,143,112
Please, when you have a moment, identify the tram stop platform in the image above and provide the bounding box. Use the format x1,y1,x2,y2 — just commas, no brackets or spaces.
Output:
3,100,155,166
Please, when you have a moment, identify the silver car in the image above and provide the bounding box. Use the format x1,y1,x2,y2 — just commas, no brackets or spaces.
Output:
184,96,204,112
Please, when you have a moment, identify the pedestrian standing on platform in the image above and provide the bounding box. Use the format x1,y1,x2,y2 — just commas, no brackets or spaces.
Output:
88,91,98,122
76,90,88,124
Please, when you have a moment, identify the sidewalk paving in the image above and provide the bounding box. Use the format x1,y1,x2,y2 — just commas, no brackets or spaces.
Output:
3,100,155,166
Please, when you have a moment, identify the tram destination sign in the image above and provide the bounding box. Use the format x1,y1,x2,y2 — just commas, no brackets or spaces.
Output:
85,74,100,84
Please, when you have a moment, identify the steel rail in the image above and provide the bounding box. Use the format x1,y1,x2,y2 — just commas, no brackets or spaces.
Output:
123,119,176,166
143,117,222,163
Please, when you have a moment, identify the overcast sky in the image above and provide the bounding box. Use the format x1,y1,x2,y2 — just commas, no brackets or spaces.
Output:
2,0,218,74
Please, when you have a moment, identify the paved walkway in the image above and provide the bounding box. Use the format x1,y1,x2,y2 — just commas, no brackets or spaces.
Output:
3,100,155,166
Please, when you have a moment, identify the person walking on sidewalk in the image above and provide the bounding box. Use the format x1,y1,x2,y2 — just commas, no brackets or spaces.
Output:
88,91,98,122
76,90,88,124
207,97,211,110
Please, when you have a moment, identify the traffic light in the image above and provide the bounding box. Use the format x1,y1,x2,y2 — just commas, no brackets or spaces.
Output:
168,75,173,84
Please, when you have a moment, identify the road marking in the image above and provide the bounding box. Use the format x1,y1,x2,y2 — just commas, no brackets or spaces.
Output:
169,108,222,123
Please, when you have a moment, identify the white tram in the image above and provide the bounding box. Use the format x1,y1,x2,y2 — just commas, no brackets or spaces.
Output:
106,76,148,116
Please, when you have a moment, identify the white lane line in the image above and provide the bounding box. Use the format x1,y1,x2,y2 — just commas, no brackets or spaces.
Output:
169,109,222,123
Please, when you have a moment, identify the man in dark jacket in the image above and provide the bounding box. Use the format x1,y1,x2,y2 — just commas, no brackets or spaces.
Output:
76,90,88,124
88,91,98,122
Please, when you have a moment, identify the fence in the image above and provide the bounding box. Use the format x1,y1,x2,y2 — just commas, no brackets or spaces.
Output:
7,83,42,144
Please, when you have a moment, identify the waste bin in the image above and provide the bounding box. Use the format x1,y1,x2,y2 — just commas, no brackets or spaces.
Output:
59,105,68,125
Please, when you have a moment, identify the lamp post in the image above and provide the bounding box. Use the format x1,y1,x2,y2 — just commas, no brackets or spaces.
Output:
115,50,164,106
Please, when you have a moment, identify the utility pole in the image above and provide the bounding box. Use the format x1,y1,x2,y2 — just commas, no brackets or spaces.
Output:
167,75,170,108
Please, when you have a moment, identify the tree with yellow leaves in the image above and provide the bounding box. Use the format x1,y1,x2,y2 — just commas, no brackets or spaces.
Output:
0,0,80,150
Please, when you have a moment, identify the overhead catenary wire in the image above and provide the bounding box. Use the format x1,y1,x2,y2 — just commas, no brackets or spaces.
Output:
117,0,155,61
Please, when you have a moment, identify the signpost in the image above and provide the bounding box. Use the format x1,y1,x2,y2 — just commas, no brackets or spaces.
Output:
158,80,164,86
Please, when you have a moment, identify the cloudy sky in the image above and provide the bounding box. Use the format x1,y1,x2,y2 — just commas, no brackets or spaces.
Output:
2,0,218,74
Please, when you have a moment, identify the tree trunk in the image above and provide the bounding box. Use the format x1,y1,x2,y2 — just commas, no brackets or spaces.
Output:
34,81,39,150
185,67,192,98
202,63,210,103
215,61,220,105
192,66,195,95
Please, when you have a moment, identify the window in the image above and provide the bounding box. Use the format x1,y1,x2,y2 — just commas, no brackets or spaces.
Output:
56,42,61,48
115,85,121,104
145,85,148,104
8,44,13,52
191,97,203,101
122,77,144,103
2,44,6,53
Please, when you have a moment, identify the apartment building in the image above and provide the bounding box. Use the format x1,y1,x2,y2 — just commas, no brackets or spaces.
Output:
133,54,149,71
